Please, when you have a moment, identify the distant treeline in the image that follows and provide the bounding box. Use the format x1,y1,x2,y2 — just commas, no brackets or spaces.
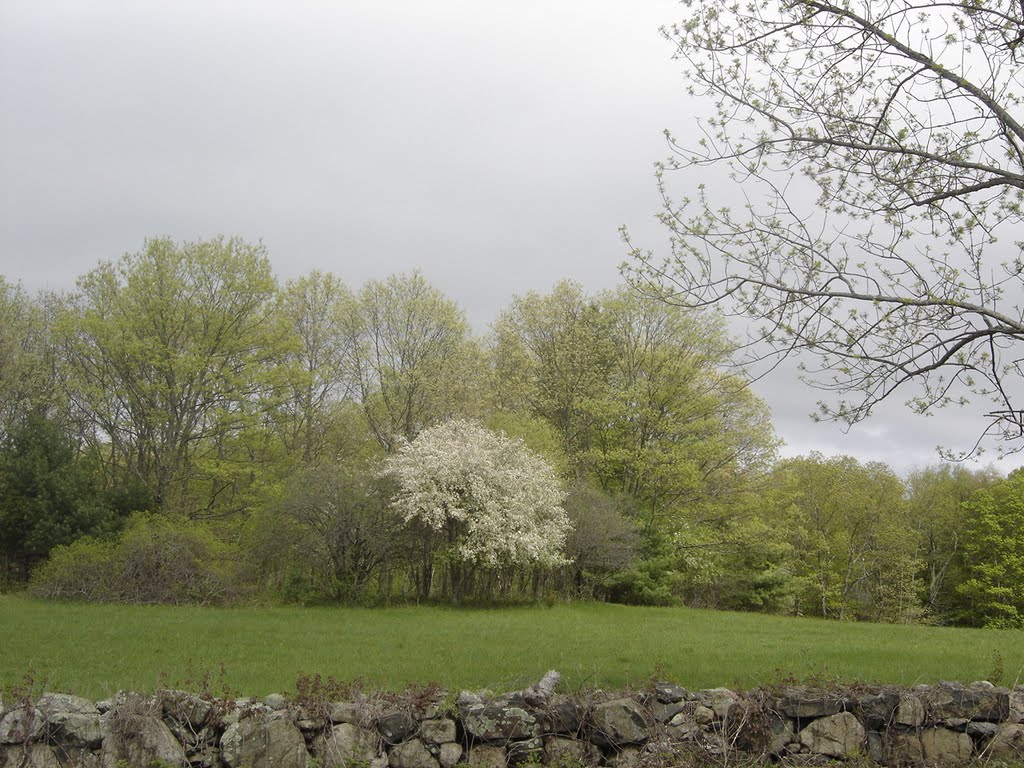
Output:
0,237,1019,627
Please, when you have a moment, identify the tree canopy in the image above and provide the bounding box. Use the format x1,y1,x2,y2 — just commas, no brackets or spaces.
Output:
625,0,1024,457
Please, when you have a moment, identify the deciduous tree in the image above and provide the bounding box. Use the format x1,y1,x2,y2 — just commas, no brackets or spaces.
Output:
626,0,1024,456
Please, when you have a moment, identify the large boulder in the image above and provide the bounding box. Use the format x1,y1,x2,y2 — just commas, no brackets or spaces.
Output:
797,711,865,757
895,693,926,726
419,718,457,745
220,717,310,768
590,698,650,748
1,744,63,768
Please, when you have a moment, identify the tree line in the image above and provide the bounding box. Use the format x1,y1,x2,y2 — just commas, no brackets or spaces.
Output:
1,237,1021,627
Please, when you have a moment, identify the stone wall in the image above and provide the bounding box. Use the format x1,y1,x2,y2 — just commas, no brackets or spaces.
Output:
3,674,1024,767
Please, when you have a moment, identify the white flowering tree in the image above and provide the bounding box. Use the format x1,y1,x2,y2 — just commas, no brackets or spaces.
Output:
384,419,568,600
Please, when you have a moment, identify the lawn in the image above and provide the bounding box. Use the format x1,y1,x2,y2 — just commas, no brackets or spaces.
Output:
2,594,1023,700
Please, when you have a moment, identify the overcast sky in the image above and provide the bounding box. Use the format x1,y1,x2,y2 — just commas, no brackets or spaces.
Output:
1,1,1017,475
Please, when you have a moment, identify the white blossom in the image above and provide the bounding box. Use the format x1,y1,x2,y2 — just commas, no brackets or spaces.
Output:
384,420,569,567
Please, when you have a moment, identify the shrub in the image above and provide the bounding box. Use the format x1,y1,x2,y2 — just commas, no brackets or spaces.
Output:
30,513,241,605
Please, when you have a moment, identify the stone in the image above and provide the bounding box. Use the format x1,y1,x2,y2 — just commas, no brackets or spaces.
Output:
545,736,598,766
317,722,381,767
2,744,62,768
461,702,538,742
264,693,288,711
540,697,583,736
921,727,973,763
50,712,103,748
420,717,457,745
730,707,791,756
1011,689,1024,723
100,711,187,768
693,705,715,725
922,682,1009,722
0,707,45,745
852,690,900,728
36,693,96,716
651,700,688,723
160,689,214,729
465,744,507,768
506,737,543,766
438,742,463,768
798,711,865,757
590,698,650,748
896,693,926,727
378,711,420,745
988,723,1024,759
866,731,886,763
706,688,739,719
773,687,847,719
389,738,439,768
967,721,999,738
607,745,642,768
653,682,688,704
220,717,310,768
329,701,366,724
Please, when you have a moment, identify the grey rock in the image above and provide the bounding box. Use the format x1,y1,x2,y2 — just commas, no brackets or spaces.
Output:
100,710,186,768
1010,689,1024,723
378,711,419,745
590,698,650,748
328,701,365,724
896,693,926,727
0,707,45,745
461,702,538,742
264,693,288,711
967,721,999,738
923,682,1009,722
2,744,62,768
545,736,598,766
705,688,738,719
160,689,214,729
220,717,310,768
866,731,886,763
607,745,642,768
653,682,688,704
539,697,583,736
693,705,716,725
773,687,847,719
37,693,96,716
651,700,688,723
50,712,103,748
420,718,457,745
464,744,506,768
317,722,380,767
389,738,439,768
852,690,900,727
506,737,543,766
921,727,973,763
798,711,865,757
731,707,791,756
438,742,463,768
987,723,1024,759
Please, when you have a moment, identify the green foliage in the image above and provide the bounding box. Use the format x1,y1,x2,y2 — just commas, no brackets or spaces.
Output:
765,455,922,622
952,471,1024,628
0,412,129,585
29,512,241,605
58,237,295,516
247,457,401,604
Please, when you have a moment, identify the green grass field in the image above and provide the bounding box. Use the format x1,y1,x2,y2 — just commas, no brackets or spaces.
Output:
3,594,1023,700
